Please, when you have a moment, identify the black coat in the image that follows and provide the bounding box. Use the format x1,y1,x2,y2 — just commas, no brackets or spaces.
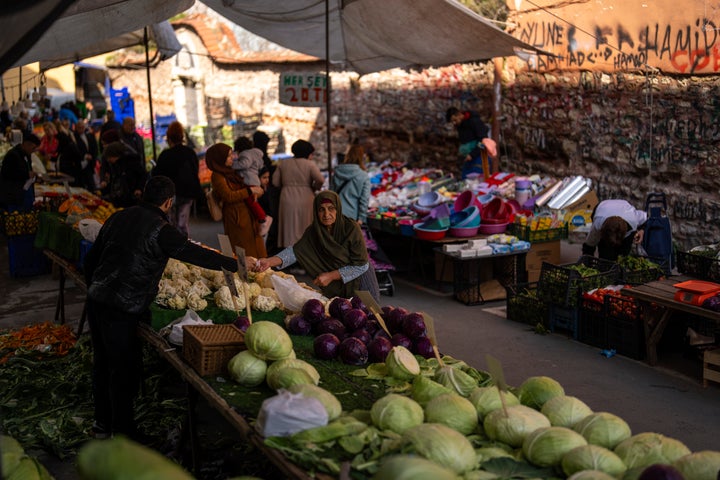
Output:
0,144,33,208
73,128,99,190
456,110,490,159
105,154,147,207
85,203,237,314
152,144,203,200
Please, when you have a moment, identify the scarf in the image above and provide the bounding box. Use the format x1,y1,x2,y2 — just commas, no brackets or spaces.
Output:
294,190,368,298
205,143,245,190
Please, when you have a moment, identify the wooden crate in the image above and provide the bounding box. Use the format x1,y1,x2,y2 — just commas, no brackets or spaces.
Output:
183,324,246,376
703,348,720,388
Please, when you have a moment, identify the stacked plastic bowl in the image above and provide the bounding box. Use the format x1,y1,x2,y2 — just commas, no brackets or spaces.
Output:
411,191,444,216
449,205,481,237
413,215,450,241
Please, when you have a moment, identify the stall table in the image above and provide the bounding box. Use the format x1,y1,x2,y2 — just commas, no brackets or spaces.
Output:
621,277,720,366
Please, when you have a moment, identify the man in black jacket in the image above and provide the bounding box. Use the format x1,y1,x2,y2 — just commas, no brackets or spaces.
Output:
73,118,99,191
99,141,147,207
446,107,497,179
84,175,238,441
0,132,40,211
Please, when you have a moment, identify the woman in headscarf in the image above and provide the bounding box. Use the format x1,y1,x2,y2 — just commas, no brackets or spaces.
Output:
254,190,379,300
272,139,325,248
206,143,267,258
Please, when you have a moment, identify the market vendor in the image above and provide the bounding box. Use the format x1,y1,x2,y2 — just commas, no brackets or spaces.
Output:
581,199,647,261
253,190,380,301
0,132,40,211
446,107,497,179
84,175,239,442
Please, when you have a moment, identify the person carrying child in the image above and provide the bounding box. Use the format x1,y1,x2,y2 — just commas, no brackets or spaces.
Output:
233,136,272,237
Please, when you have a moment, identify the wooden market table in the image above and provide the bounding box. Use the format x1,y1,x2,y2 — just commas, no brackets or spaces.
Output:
621,277,720,366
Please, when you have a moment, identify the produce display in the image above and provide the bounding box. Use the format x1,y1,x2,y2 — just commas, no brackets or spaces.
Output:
1,434,53,480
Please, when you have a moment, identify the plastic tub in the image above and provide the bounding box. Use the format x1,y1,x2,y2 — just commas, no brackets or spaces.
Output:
481,198,511,222
420,216,450,230
453,190,483,213
478,222,508,234
417,191,443,208
450,206,480,228
413,223,448,241
449,225,480,237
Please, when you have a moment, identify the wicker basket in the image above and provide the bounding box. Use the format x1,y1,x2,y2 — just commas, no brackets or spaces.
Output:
183,324,246,376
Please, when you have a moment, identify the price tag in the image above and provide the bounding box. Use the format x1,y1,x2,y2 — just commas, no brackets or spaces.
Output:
485,354,509,415
235,246,247,281
218,234,234,257
354,290,391,336
420,312,444,365
63,181,72,197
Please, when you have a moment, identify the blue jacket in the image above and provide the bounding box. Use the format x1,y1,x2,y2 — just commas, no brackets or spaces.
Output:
331,163,371,223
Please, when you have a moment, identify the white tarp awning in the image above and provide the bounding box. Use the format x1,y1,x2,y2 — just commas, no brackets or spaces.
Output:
202,0,539,74
1,0,193,72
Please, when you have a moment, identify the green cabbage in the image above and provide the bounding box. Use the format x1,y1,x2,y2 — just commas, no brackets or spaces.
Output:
424,393,479,435
1,435,24,478
266,358,320,390
373,454,460,480
541,395,593,428
266,367,314,390
402,423,478,474
468,386,520,420
614,432,691,469
483,404,551,447
411,375,453,406
672,450,720,480
517,375,565,410
385,346,421,380
561,444,627,477
573,412,631,449
434,365,477,397
243,321,294,361
522,426,588,467
227,350,267,387
370,394,424,434
286,383,342,421
476,446,515,463
567,470,617,480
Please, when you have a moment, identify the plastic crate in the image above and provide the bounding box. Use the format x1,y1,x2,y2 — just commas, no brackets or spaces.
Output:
508,223,568,243
549,305,579,339
76,239,94,271
606,314,645,360
676,250,720,282
505,282,548,327
454,254,525,305
182,324,246,376
617,255,667,285
7,234,50,277
578,296,607,348
538,255,621,308
1,210,40,236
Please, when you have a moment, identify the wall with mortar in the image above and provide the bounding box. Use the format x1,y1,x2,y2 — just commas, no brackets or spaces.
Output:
111,37,720,251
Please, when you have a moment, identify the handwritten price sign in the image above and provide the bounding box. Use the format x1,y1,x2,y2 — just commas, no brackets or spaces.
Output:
279,72,328,107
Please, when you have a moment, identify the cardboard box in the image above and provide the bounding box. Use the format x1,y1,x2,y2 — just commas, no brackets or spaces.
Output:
526,240,562,274
560,190,598,232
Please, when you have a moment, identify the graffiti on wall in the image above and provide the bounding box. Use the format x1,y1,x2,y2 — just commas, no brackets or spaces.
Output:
515,14,720,75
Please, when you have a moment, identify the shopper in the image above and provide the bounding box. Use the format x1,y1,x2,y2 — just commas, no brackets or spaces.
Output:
331,144,371,224
84,175,238,441
0,132,40,211
446,106,497,179
582,199,647,261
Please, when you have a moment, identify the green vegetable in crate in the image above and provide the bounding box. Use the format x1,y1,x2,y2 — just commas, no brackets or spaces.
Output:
370,393,424,434
468,386,520,420
541,395,593,428
573,412,631,449
227,350,267,387
265,358,320,390
613,432,690,469
424,393,479,435
517,375,565,409
1,435,25,478
290,416,367,444
402,423,477,474
372,455,460,480
286,383,342,421
561,444,627,477
522,426,588,467
483,404,551,447
385,345,420,380
243,321,294,361
411,374,453,407
672,450,720,480
77,435,194,479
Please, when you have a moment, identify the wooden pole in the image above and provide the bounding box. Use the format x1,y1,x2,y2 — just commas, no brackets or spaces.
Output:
144,27,157,164
492,58,503,174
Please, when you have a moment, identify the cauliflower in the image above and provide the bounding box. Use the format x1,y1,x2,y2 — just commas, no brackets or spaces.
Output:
214,286,246,311
207,270,226,290
246,281,262,298
157,278,177,297
188,280,212,298
254,270,275,289
187,265,205,283
260,287,280,303
186,292,208,311
165,259,190,279
173,277,192,296
166,294,187,310
252,295,278,312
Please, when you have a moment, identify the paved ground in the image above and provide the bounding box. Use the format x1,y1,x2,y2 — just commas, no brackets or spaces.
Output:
1,214,718,479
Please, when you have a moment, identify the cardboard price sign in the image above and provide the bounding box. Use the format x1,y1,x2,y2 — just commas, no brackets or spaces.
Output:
354,290,391,336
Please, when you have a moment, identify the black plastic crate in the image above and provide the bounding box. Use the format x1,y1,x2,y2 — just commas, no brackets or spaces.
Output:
607,315,645,360
676,250,720,282
617,255,667,285
579,296,607,348
604,294,642,322
454,254,525,306
7,234,50,277
538,255,621,308
506,282,549,327
549,305,579,339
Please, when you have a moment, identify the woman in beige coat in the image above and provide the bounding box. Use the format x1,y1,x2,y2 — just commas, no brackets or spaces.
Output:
272,140,325,248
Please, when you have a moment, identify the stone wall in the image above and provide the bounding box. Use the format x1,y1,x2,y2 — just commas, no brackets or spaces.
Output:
113,57,720,250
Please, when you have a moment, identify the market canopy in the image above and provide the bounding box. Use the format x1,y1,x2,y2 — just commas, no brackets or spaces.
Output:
202,0,540,75
0,0,193,73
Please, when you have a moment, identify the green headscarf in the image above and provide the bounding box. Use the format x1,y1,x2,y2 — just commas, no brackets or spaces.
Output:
294,190,368,298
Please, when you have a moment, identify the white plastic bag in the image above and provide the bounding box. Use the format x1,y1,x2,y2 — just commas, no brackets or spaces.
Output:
255,389,328,437
78,218,103,242
164,309,213,346
270,274,327,313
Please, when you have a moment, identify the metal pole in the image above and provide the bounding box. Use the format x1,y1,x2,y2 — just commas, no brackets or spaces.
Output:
325,0,332,182
144,27,157,164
